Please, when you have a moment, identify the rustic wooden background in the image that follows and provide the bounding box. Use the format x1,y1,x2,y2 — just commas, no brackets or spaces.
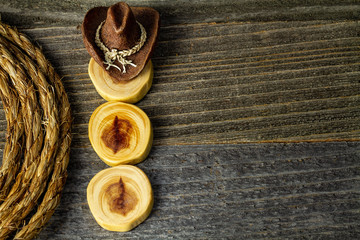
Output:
0,0,359,239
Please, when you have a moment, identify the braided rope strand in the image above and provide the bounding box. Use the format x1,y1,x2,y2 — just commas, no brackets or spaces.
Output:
0,68,24,202
95,20,147,73
0,38,44,216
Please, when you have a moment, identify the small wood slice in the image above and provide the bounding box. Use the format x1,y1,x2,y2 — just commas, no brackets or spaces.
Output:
88,58,153,103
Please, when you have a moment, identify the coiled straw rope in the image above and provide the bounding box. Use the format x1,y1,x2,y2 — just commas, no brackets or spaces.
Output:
0,21,72,239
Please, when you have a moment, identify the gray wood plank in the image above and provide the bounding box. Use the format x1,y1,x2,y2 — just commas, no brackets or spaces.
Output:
37,143,360,239
0,1,359,239
4,19,357,144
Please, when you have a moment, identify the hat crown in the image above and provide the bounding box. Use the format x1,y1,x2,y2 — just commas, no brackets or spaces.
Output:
101,2,140,50
81,1,160,81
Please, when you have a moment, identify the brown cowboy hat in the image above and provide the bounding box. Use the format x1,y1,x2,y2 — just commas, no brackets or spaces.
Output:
82,2,159,81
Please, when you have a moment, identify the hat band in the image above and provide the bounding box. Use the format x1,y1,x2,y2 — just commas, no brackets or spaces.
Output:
95,21,147,74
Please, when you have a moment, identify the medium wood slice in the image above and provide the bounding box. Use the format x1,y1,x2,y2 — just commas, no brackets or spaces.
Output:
88,101,153,166
88,58,153,103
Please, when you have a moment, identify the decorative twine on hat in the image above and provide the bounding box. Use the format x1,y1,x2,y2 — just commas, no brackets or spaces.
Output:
95,20,147,73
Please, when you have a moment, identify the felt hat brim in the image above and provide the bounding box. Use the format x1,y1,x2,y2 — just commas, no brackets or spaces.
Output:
82,6,159,82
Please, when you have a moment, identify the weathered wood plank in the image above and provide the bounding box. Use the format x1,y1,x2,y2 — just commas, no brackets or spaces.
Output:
1,0,360,27
3,19,356,144
37,143,360,239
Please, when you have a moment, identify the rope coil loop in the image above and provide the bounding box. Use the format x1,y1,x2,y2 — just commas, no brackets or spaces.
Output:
0,21,72,239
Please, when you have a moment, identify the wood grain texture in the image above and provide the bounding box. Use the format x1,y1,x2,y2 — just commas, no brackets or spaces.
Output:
0,0,359,239
37,143,360,239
